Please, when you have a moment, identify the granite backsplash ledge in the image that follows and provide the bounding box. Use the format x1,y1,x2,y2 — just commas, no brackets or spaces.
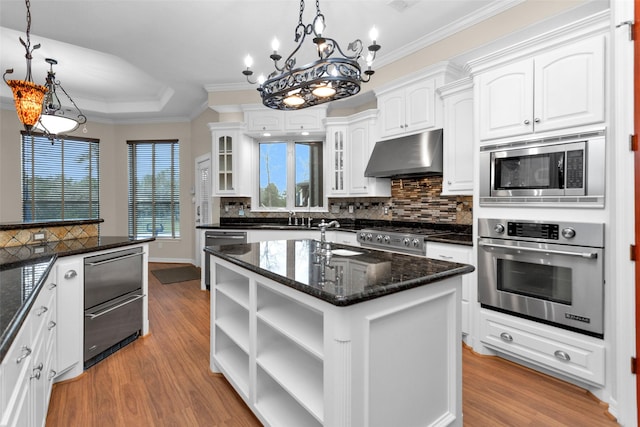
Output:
217,176,472,226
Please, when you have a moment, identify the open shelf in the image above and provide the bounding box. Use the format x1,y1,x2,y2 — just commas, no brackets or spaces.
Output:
213,327,249,399
256,321,324,423
215,264,250,309
215,291,250,353
256,365,323,427
256,284,324,358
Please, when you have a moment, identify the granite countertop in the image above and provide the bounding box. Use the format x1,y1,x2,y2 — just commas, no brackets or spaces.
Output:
205,239,474,306
0,236,154,363
198,219,473,246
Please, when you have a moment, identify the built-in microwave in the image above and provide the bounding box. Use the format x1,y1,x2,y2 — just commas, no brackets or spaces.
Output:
479,131,605,207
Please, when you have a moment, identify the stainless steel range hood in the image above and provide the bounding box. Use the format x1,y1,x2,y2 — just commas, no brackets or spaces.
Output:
364,129,443,178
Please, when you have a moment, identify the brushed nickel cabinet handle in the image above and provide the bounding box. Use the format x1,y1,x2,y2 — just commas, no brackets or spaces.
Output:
500,332,513,342
554,350,571,362
16,346,32,364
64,270,77,279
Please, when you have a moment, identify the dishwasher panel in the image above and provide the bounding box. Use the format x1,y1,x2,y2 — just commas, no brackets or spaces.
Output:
204,231,247,289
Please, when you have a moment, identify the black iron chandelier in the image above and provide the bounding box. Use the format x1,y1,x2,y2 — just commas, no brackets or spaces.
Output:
34,58,87,135
242,0,381,110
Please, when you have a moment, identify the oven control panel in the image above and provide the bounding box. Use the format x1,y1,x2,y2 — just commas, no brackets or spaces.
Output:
478,218,604,247
507,222,559,240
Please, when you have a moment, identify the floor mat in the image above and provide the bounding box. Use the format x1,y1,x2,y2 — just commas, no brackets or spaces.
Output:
152,266,201,284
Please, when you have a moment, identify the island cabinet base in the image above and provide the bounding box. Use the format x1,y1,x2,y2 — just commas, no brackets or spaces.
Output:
209,256,463,427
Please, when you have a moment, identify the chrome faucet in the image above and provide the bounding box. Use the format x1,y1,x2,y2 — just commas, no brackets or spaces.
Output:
318,219,340,243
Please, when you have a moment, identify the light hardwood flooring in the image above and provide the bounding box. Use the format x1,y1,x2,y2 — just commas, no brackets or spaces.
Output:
46,263,619,426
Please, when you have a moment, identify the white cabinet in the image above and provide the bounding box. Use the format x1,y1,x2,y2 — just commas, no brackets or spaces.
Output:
54,257,83,381
479,309,605,387
377,79,437,138
244,106,326,136
209,122,254,197
326,230,358,246
478,35,605,141
325,111,391,198
427,242,474,338
1,272,56,427
438,79,474,195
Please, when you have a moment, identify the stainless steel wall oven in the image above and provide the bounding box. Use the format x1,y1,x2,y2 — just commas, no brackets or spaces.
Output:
477,218,605,337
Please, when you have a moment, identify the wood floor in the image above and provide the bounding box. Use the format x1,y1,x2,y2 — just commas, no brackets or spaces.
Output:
46,263,619,427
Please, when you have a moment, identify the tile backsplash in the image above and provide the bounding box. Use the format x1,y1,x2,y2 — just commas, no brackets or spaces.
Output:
0,223,100,247
218,176,472,225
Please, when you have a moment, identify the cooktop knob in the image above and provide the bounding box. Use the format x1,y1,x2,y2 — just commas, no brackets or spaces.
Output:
494,223,505,234
366,233,373,241
384,235,391,244
376,234,383,242
403,237,410,246
561,227,576,239
412,238,420,247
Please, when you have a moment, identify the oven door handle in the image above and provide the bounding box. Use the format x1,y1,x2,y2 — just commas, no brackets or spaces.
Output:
84,294,145,320
478,242,598,259
86,252,145,266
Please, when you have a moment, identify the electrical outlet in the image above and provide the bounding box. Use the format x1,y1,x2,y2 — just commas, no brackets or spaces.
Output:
348,205,354,213
384,206,389,215
32,232,46,241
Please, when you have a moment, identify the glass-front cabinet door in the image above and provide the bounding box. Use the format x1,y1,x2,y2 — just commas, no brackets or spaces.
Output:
209,122,253,197
217,135,233,191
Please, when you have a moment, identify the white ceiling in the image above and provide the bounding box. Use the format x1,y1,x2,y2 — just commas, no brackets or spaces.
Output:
0,0,586,124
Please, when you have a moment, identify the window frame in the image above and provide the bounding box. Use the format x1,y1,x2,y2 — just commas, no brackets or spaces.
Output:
21,131,100,222
127,139,180,239
253,138,326,213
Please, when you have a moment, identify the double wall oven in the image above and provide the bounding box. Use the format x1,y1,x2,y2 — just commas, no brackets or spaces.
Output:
477,218,605,338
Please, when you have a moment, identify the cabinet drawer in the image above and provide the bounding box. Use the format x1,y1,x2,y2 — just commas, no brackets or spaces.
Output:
480,310,605,386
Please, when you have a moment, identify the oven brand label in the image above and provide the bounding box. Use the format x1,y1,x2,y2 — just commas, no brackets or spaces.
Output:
565,313,591,323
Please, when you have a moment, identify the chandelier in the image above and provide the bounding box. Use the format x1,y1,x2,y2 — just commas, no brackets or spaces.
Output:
242,0,381,110
34,58,87,135
3,0,47,132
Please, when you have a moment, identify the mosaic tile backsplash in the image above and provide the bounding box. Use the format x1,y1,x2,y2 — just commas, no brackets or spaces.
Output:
0,223,100,247
218,176,472,225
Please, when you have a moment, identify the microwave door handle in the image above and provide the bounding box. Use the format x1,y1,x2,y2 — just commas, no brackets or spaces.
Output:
478,242,598,259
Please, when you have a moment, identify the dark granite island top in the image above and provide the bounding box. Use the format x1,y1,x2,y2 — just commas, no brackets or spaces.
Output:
205,239,474,306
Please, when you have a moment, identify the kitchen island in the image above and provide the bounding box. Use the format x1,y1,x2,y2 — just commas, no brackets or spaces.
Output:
205,239,474,427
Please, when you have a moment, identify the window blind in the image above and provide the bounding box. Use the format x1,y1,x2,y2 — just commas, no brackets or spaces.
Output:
127,140,180,238
21,132,100,221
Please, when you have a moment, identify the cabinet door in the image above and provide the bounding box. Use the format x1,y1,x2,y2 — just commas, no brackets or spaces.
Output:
326,126,347,195
347,123,370,194
378,92,405,138
215,133,234,194
478,59,533,140
533,35,605,133
55,258,83,377
245,110,283,132
405,79,436,132
442,89,474,195
284,110,322,132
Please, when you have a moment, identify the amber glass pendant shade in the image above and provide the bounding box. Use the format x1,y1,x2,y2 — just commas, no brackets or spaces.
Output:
7,79,47,128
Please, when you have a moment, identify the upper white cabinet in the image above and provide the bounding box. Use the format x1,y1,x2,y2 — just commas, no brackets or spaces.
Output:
375,62,464,140
438,78,474,195
325,111,390,198
244,106,327,136
209,122,254,197
477,35,605,141
377,79,436,138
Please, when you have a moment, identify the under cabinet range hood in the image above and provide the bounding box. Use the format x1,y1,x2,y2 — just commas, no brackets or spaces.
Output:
364,129,443,178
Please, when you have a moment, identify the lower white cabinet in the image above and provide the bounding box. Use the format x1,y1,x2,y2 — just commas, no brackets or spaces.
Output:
54,256,84,381
427,242,474,338
1,271,57,427
210,255,463,427
479,309,605,386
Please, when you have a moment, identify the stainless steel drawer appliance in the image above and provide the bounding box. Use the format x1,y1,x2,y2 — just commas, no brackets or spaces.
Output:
477,218,604,337
204,230,247,289
84,247,144,368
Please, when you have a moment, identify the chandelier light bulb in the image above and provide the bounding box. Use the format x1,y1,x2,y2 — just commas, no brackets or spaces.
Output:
312,83,336,98
271,38,280,52
314,16,325,36
244,55,253,69
257,74,266,85
284,94,305,106
369,26,379,43
366,52,374,67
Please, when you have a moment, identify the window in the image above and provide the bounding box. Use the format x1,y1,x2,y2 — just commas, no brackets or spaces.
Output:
258,140,323,210
128,140,180,238
22,132,100,221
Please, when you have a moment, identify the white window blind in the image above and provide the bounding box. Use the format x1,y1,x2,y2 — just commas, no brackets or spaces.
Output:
22,132,100,221
127,140,180,238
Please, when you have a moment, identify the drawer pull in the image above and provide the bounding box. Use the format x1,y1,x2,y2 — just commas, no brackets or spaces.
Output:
554,350,571,362
48,321,57,331
16,346,32,364
48,370,57,381
36,306,48,316
64,270,77,279
31,363,43,380
47,283,57,290
500,332,513,342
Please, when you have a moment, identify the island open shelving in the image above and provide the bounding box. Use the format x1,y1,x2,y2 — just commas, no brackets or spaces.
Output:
207,240,473,427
